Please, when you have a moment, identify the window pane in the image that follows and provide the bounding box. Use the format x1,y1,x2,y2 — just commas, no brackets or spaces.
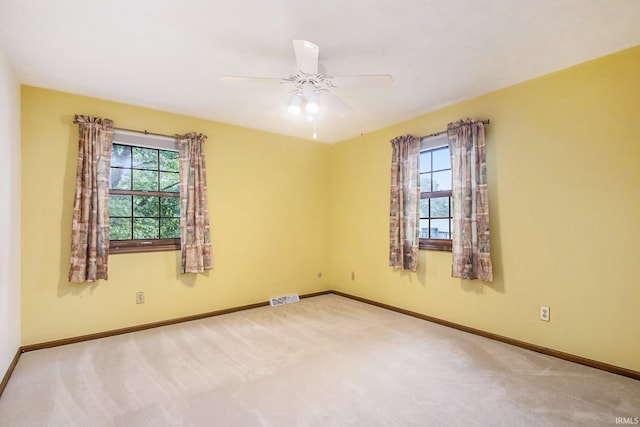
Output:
110,218,132,240
420,173,431,192
432,170,452,191
160,150,179,172
432,147,450,171
133,196,159,217
133,147,158,170
430,197,449,217
160,172,180,192
111,145,131,168
133,170,158,191
133,218,159,239
108,141,182,248
419,219,429,239
420,151,431,173
420,199,429,218
160,197,180,217
109,195,132,217
110,168,131,190
160,218,180,239
430,219,450,240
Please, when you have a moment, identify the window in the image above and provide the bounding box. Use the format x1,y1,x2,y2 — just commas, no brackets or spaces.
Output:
108,130,180,253
419,134,452,251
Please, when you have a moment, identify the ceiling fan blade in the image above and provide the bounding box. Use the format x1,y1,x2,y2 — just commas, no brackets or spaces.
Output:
320,91,352,117
327,74,394,88
293,40,319,75
220,75,283,83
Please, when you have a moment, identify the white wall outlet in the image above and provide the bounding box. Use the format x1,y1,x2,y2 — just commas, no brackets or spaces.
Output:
540,305,550,322
136,292,145,304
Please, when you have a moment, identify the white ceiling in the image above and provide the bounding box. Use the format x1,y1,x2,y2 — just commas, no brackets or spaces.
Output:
1,0,639,143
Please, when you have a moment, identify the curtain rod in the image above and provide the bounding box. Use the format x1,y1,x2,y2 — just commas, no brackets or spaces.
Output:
421,119,490,139
114,127,176,139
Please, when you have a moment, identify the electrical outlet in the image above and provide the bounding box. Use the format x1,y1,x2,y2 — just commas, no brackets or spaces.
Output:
136,292,145,304
540,305,550,322
351,271,355,280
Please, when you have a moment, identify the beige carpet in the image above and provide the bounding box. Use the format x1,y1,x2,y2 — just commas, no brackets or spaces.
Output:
1,294,638,426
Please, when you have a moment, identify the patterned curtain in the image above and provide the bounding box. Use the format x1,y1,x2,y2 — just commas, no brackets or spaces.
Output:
177,132,213,273
389,134,421,272
68,115,113,283
447,119,493,282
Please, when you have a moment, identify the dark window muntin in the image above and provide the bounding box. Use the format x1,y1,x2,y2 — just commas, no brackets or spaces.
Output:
419,134,452,252
108,131,180,254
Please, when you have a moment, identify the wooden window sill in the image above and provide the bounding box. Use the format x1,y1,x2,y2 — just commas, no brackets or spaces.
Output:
419,239,452,252
110,239,180,254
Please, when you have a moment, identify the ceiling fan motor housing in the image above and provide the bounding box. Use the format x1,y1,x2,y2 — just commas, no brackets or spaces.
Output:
284,72,334,96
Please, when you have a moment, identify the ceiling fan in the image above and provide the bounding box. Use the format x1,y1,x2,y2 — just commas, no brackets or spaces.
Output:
221,40,393,122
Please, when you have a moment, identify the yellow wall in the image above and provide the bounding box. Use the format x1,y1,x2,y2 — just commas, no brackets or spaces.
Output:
21,87,331,345
329,45,640,372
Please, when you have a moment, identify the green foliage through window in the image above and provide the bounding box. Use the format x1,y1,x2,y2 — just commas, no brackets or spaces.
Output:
420,145,452,241
109,144,180,242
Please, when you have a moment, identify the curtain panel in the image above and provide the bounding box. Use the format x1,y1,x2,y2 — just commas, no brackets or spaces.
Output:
447,119,493,282
68,115,113,283
389,134,421,272
177,132,213,273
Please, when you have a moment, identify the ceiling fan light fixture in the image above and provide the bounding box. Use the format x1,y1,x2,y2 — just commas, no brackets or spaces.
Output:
287,94,302,115
304,93,319,114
